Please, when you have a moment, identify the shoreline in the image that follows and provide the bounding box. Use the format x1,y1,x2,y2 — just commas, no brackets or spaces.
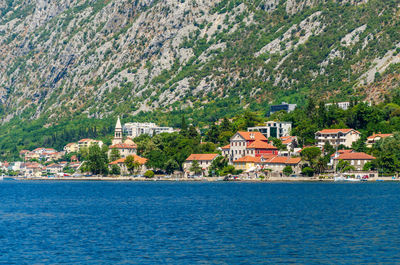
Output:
6,176,400,182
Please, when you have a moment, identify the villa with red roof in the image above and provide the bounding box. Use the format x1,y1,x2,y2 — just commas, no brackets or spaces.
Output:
109,155,148,175
333,152,376,171
183,154,220,176
366,133,393,148
233,155,302,174
315,129,360,148
227,131,277,163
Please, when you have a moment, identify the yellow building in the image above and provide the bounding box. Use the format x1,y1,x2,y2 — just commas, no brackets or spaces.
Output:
233,156,260,171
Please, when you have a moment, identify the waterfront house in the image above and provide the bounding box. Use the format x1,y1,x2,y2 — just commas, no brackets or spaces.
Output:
109,155,148,175
261,156,302,174
46,163,64,175
183,154,219,177
333,152,376,171
233,156,261,172
366,133,393,148
315,129,360,148
228,131,273,163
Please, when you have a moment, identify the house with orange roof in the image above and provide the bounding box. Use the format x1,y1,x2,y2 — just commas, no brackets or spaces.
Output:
221,144,230,157
109,155,148,175
261,156,302,174
228,131,272,163
45,163,64,174
246,140,278,157
333,152,376,171
183,154,220,176
315,129,360,148
108,141,137,158
366,133,393,148
233,156,261,171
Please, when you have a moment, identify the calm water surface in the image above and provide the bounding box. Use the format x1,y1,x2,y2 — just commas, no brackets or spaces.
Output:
0,181,399,264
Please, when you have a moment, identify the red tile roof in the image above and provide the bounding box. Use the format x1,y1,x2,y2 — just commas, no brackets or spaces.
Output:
330,149,353,157
367,133,393,140
286,157,302,164
247,140,277,149
109,155,148,165
317,129,360,134
280,136,296,144
237,131,267,141
233,156,260,163
186,154,219,161
334,152,376,160
221,144,230,149
109,143,137,149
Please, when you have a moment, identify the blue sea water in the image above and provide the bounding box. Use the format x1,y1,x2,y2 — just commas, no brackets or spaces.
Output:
0,181,400,264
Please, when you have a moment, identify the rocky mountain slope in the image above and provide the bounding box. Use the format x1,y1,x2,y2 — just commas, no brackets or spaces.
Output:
0,0,399,126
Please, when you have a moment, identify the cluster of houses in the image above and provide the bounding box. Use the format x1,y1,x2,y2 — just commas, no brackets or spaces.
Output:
6,115,394,178
183,124,391,177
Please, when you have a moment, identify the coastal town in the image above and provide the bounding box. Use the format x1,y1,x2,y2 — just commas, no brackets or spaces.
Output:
1,101,397,182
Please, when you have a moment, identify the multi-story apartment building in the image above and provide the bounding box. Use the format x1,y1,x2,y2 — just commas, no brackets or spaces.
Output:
123,122,174,138
315,129,360,148
248,121,292,138
269,102,297,115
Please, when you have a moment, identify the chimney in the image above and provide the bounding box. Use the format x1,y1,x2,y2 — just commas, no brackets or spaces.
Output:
250,133,255,139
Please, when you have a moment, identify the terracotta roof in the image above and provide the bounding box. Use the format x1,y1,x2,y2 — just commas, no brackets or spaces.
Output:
186,154,219,161
286,157,302,164
262,156,302,165
334,152,376,160
280,136,296,144
330,149,353,157
19,150,29,154
233,156,260,163
316,129,359,134
78,138,99,143
221,144,230,149
247,140,277,149
237,131,267,141
66,143,77,147
267,156,289,164
109,143,137,149
367,133,393,140
109,155,148,165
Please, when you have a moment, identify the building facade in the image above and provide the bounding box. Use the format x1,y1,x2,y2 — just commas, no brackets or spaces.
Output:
248,121,292,138
333,152,376,171
123,122,174,138
366,133,393,148
315,129,360,148
183,154,219,176
269,102,297,115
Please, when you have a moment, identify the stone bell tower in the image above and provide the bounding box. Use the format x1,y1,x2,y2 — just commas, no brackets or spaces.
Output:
112,116,123,145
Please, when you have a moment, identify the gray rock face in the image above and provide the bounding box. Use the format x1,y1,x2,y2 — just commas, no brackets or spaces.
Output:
0,0,396,122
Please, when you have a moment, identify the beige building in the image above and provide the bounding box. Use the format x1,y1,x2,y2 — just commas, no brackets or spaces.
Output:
78,139,104,151
64,143,79,153
183,154,219,176
109,155,148,175
333,152,376,171
366,133,393,148
315,129,360,148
